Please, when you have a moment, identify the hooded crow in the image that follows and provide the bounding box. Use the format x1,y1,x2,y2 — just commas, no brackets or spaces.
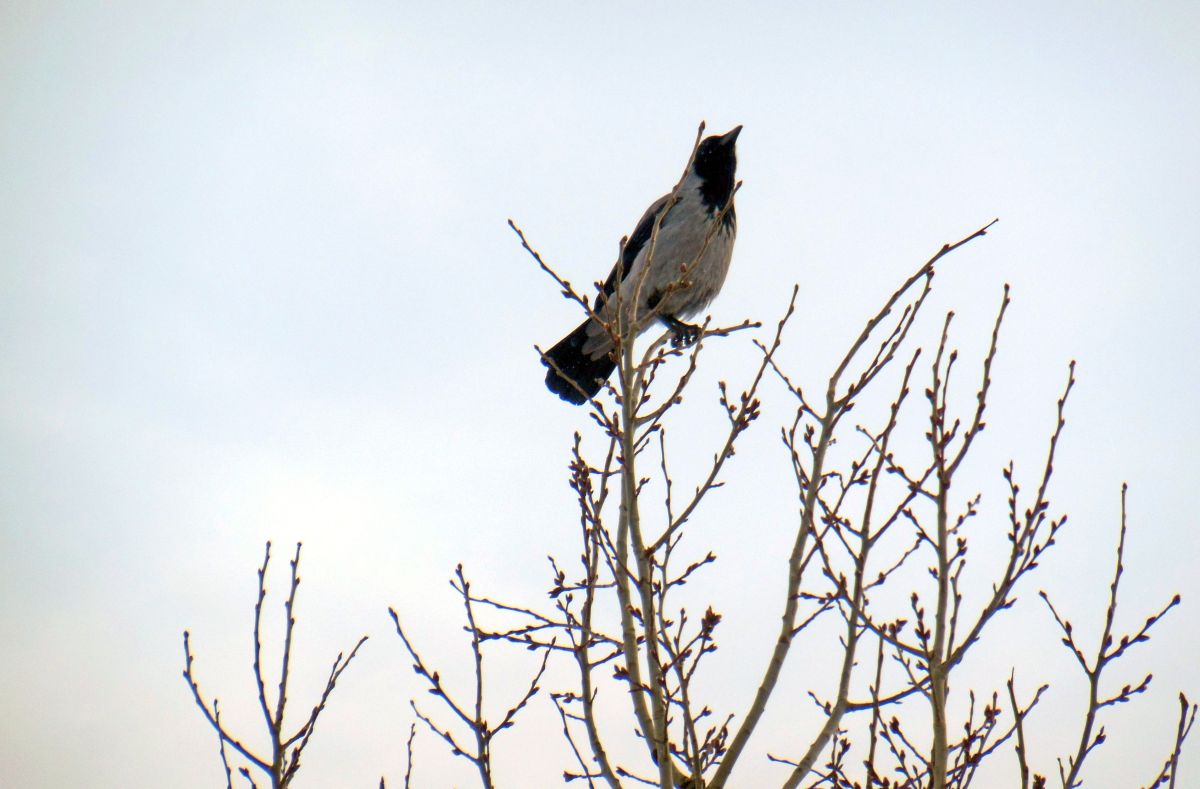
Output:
542,125,741,404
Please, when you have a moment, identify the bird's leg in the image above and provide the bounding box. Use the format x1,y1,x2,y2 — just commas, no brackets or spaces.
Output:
662,314,702,348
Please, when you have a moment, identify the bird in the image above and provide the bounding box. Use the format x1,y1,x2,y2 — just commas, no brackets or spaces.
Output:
542,125,742,405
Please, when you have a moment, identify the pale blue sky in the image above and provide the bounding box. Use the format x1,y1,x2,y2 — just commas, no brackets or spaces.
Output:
2,2,1198,786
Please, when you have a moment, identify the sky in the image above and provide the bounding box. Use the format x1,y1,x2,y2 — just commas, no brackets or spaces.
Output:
2,1,1198,786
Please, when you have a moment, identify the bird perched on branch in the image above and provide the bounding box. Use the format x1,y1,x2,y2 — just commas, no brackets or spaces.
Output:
542,125,742,404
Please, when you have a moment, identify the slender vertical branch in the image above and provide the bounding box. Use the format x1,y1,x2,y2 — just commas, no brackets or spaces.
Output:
404,723,417,789
928,313,956,789
253,543,275,735
1160,693,1197,789
272,542,303,780
391,566,552,789
183,542,366,788
1043,485,1182,789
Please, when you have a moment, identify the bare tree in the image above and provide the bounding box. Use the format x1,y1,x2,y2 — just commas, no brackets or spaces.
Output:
183,542,367,788
184,128,1193,788
386,126,1190,787
388,565,551,789
1041,485,1184,788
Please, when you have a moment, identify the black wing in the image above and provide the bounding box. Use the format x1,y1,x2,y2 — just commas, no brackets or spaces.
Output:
596,193,673,304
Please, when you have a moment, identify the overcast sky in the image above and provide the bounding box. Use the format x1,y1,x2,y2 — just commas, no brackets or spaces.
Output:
2,2,1198,787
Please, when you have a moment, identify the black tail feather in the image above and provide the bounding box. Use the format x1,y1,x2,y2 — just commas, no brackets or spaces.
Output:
543,320,616,405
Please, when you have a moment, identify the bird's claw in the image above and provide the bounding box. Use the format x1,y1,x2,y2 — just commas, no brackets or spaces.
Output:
668,320,702,348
